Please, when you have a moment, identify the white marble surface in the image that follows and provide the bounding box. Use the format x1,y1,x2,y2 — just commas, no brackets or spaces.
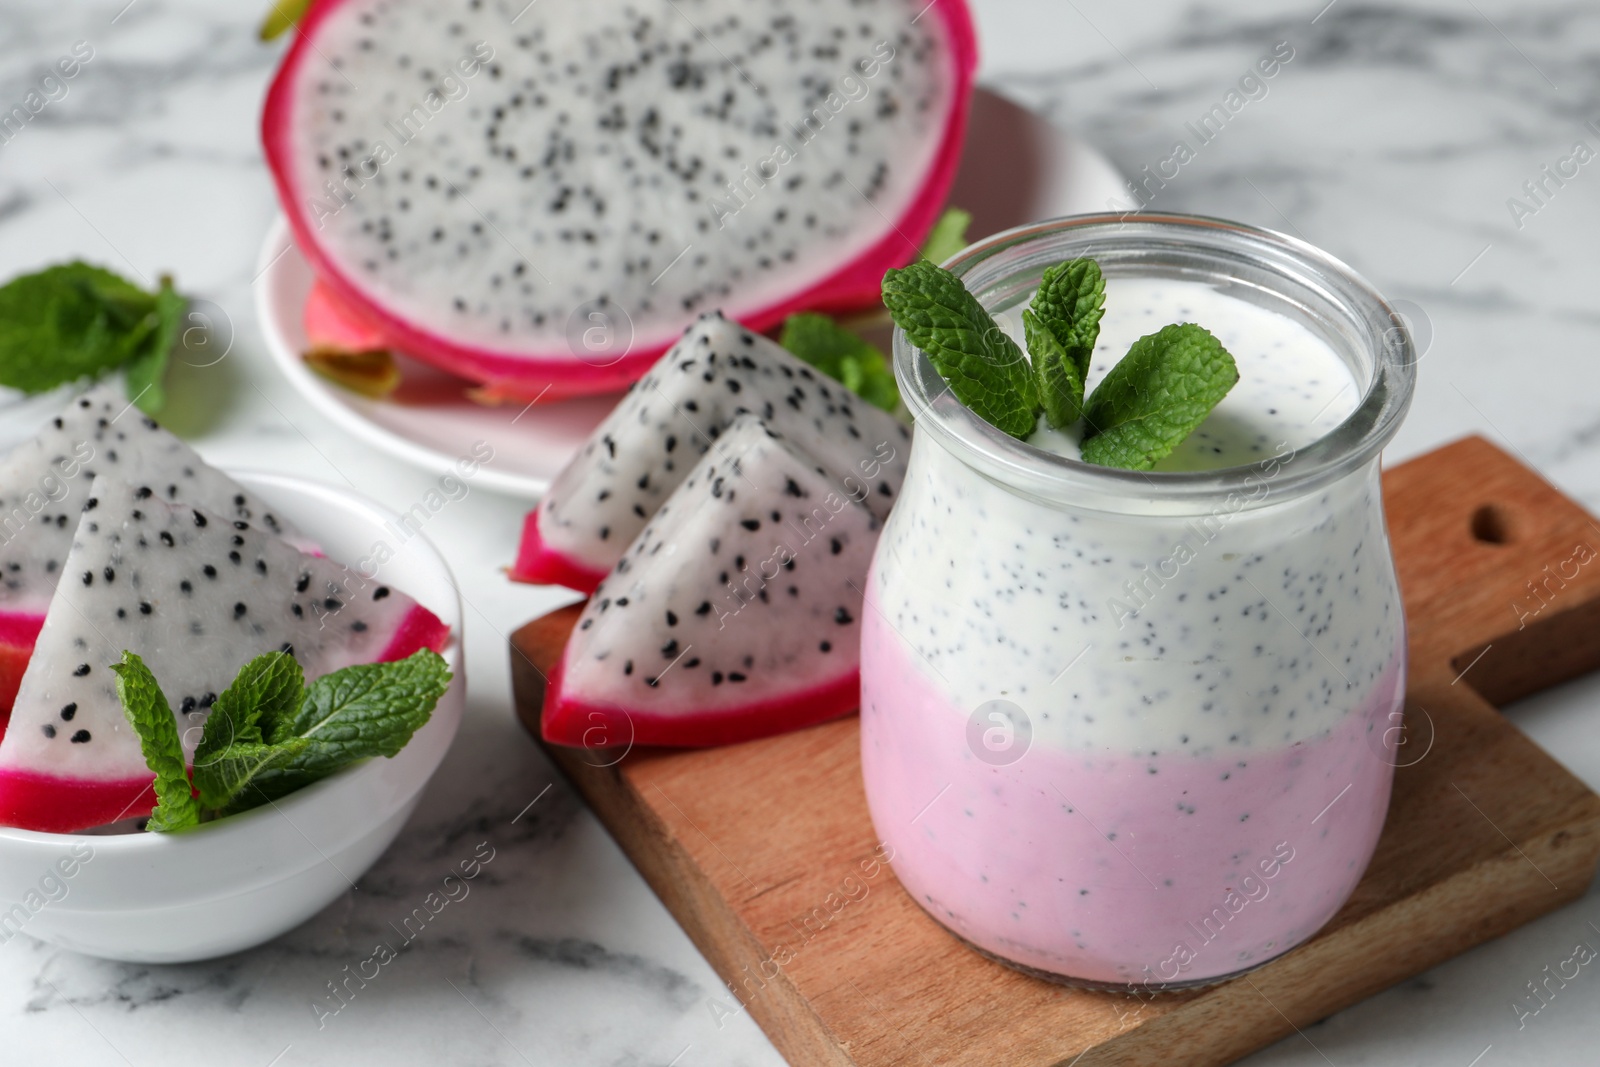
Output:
1,0,1598,1063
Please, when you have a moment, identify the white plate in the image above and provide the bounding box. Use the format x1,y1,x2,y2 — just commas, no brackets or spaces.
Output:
254,87,1127,499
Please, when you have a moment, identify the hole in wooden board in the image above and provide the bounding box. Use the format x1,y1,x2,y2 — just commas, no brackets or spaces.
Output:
1471,505,1513,545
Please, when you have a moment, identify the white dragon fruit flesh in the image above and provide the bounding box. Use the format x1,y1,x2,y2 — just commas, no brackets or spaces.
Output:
512,311,909,590
262,0,977,399
0,385,313,722
0,478,449,833
544,415,880,747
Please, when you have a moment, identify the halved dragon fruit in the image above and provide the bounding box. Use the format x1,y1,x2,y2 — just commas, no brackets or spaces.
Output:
0,385,313,726
512,312,909,590
262,0,977,398
0,478,449,833
544,415,879,747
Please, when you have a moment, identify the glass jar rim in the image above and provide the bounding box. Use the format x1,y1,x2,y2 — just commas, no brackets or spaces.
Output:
893,212,1417,516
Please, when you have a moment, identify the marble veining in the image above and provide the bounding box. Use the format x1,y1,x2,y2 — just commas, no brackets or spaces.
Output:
1,0,1599,1064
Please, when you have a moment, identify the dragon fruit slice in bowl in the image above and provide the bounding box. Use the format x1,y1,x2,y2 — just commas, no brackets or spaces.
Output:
0,471,465,964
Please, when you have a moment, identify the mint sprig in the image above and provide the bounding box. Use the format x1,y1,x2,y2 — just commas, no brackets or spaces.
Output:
119,649,452,831
1030,259,1105,380
1025,260,1105,429
111,652,202,833
778,312,899,412
191,650,307,810
123,277,185,415
882,260,1038,437
1081,323,1239,470
195,738,314,814
1023,309,1085,430
883,257,1239,470
0,262,187,415
200,650,305,753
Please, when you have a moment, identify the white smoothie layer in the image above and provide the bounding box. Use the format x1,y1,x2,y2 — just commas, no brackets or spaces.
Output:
993,277,1359,470
874,277,1402,757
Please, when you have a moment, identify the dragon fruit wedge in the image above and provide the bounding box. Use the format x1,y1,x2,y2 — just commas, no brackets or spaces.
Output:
0,385,313,727
262,0,977,398
0,478,450,833
544,415,879,748
512,311,909,590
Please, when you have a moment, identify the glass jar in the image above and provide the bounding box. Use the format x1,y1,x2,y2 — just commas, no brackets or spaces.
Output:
860,213,1416,990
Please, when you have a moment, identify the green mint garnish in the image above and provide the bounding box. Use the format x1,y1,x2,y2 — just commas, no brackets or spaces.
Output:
193,650,304,772
111,652,201,832
778,312,899,413
882,260,1038,437
883,257,1240,470
920,206,973,266
194,737,313,815
274,653,450,760
1029,258,1105,381
0,262,187,415
122,277,185,416
1022,309,1085,430
1080,323,1239,471
120,648,451,830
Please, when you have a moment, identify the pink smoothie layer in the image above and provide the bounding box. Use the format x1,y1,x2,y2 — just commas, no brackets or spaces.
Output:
860,611,1404,986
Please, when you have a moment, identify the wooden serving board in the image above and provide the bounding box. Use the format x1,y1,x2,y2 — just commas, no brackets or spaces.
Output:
510,437,1600,1067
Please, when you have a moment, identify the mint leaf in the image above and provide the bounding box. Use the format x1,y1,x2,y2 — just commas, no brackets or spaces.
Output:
0,263,153,393
119,648,450,824
195,651,303,765
1080,323,1238,471
920,207,972,266
207,650,451,814
195,738,314,813
883,261,1038,437
259,0,313,40
1023,309,1085,429
778,312,899,412
111,652,201,833
0,262,183,410
1030,258,1104,380
124,277,185,416
279,649,450,753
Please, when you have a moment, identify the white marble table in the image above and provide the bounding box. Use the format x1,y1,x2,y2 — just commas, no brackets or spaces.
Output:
2,0,1598,1063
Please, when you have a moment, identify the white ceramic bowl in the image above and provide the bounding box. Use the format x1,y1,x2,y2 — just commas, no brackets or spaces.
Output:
0,472,465,963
